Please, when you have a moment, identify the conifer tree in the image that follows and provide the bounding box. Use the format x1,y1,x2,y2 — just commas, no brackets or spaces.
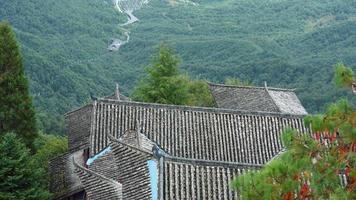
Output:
0,133,51,200
0,21,38,149
333,62,356,93
132,43,190,105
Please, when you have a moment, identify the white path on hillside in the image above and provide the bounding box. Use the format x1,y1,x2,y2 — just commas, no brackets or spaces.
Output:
108,0,148,51
121,10,139,26
108,0,197,51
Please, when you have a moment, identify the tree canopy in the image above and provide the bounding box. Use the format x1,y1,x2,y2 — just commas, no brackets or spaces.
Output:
224,77,252,86
33,133,68,187
0,133,51,200
0,21,38,150
1,0,356,134
0,22,68,198
132,44,190,105
132,44,215,107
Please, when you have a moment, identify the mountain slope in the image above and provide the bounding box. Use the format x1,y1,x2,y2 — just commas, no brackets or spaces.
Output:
0,0,355,134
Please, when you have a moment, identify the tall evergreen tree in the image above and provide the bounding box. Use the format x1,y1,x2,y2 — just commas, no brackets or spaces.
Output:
0,21,38,149
132,43,190,105
0,133,51,200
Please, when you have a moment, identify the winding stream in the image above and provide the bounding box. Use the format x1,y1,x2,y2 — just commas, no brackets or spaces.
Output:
108,0,149,51
107,0,197,51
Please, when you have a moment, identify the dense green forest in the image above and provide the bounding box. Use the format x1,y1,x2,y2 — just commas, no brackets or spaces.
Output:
1,0,356,134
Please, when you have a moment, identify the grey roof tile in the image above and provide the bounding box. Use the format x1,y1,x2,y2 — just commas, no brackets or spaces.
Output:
53,86,310,199
268,90,308,115
90,100,308,165
208,83,308,115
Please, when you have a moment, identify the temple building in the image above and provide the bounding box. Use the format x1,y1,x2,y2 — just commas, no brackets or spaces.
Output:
49,83,308,200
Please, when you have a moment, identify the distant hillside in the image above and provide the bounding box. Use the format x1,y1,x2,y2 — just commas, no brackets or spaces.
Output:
1,0,355,134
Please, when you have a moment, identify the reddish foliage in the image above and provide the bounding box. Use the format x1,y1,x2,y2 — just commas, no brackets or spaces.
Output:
282,192,294,200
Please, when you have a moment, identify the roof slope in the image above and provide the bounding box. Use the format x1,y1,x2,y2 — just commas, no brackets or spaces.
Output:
73,150,123,200
105,132,262,200
208,83,308,115
49,152,83,199
109,140,152,199
89,100,308,165
162,160,257,200
268,90,308,115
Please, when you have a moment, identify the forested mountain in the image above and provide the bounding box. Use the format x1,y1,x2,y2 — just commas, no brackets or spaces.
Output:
1,0,355,134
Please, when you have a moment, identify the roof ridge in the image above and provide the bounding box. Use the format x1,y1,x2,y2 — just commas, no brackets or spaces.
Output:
264,85,283,113
72,155,122,191
96,99,307,118
164,155,263,169
64,104,93,116
108,133,153,156
207,82,296,92
109,132,264,168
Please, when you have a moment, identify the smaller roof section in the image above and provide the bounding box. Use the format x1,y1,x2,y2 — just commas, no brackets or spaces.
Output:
208,82,308,115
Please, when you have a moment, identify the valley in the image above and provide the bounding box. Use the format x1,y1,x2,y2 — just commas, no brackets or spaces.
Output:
0,0,355,134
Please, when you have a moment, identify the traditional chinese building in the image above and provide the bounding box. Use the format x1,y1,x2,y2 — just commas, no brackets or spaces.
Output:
49,83,308,200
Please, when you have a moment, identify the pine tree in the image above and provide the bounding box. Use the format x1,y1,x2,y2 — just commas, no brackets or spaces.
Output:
333,62,356,94
233,65,356,199
132,43,190,105
0,21,38,150
0,133,51,200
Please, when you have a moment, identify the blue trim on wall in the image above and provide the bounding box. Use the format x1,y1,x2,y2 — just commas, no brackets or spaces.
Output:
86,146,112,166
147,160,158,200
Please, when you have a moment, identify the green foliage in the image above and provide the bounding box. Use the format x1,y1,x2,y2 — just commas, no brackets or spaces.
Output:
234,115,355,199
333,62,355,87
33,133,68,187
224,77,251,86
281,128,295,148
0,22,61,198
133,44,216,107
1,0,356,134
36,112,64,135
0,21,38,150
187,79,215,107
0,133,51,200
132,44,190,105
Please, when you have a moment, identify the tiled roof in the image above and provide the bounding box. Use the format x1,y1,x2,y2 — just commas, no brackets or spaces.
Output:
208,83,308,115
71,130,154,200
268,90,308,115
90,100,308,165
111,132,262,200
109,138,152,199
107,132,261,200
52,84,310,199
162,160,257,200
73,151,122,200
49,152,83,199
